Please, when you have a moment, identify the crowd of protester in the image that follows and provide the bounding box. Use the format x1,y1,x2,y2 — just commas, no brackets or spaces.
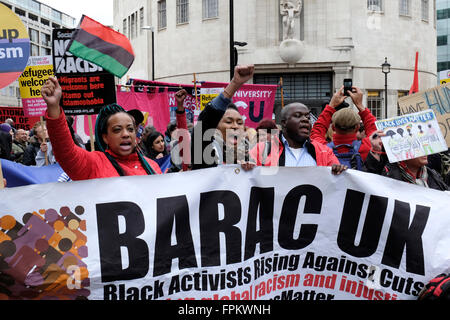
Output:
1,64,449,300
1,64,449,192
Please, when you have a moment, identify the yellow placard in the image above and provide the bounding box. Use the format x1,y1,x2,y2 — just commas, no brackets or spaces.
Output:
19,63,54,99
200,94,219,111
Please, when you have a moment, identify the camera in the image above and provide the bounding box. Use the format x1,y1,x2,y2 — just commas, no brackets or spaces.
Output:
343,78,353,96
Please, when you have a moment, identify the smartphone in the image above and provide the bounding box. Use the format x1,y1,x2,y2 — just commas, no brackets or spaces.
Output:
343,78,352,96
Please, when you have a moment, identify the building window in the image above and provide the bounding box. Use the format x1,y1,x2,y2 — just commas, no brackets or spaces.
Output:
158,0,167,29
367,0,382,12
52,9,62,22
139,7,145,35
421,0,429,21
130,12,136,39
15,8,26,17
123,19,128,38
41,18,50,26
29,28,39,43
28,13,39,22
30,44,39,56
399,0,410,16
40,47,51,56
177,0,189,24
254,72,333,118
367,91,383,119
438,61,449,72
203,0,219,19
41,33,51,47
438,35,448,46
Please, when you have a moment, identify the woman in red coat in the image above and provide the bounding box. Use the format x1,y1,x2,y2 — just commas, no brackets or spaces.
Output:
41,76,162,181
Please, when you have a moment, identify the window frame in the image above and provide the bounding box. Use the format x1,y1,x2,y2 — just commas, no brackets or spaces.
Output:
158,0,167,30
399,0,411,17
367,0,383,12
176,0,190,25
421,0,429,22
203,0,219,20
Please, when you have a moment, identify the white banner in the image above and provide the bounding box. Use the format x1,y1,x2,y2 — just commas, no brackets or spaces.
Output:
0,166,449,300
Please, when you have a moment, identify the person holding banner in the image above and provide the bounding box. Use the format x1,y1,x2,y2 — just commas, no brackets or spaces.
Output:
191,65,256,170
40,76,162,181
365,131,448,191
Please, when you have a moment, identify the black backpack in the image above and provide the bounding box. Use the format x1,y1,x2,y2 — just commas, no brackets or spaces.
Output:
327,140,364,170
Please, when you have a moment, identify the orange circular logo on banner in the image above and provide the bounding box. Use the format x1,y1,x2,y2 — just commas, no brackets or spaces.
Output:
0,3,30,89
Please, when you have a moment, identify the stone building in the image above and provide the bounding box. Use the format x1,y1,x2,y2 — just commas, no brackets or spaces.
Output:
114,0,437,121
0,0,76,107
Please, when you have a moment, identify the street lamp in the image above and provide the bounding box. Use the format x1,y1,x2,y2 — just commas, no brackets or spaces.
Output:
141,26,155,81
233,41,248,71
381,57,391,119
230,0,234,80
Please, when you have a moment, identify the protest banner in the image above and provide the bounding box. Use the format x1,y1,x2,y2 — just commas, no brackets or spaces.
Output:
376,110,448,163
131,79,200,123
0,106,40,131
0,166,449,300
0,3,30,90
398,83,450,147
0,159,70,188
52,29,116,116
18,56,53,117
116,85,170,134
201,82,278,129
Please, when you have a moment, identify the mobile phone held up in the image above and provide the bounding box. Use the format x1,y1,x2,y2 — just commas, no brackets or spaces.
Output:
343,78,352,96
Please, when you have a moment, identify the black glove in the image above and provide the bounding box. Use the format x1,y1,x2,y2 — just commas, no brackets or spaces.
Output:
418,273,450,300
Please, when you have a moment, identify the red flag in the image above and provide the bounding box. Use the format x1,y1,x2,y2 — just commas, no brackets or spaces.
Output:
409,52,419,95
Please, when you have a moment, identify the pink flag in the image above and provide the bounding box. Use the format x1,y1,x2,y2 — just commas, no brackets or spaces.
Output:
116,85,171,134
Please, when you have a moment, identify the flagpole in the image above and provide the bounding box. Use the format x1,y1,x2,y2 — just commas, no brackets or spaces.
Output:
193,73,200,111
40,116,48,166
280,77,284,108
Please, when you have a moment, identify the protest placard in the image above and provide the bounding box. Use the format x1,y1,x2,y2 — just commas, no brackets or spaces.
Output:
0,106,40,131
398,83,450,147
376,110,448,163
18,56,53,117
0,167,449,300
131,79,200,123
201,82,278,129
116,85,170,134
0,3,30,90
52,29,116,116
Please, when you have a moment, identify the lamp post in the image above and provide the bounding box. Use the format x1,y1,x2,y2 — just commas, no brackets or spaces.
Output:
141,26,155,81
381,57,391,119
230,0,234,80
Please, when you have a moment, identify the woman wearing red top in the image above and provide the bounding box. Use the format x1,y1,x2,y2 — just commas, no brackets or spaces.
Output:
41,76,162,181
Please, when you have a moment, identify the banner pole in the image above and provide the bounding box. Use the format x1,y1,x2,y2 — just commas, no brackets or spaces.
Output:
280,77,284,109
88,115,95,152
41,116,49,166
193,73,200,111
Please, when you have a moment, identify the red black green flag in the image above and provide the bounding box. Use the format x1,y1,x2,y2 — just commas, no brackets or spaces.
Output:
67,15,135,78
